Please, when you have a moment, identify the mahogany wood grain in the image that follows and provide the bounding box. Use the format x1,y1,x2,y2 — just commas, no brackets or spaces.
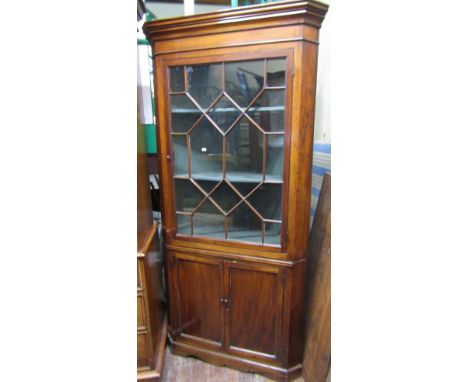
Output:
144,2,328,380
287,261,307,366
143,0,326,45
303,173,330,382
173,253,224,347
225,261,284,361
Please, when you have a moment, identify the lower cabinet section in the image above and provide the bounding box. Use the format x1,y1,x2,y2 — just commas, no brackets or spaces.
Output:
166,250,305,381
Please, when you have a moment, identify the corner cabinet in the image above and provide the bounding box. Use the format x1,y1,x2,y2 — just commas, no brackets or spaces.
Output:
143,1,328,380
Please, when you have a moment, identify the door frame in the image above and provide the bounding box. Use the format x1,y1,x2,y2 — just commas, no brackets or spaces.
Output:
156,47,295,256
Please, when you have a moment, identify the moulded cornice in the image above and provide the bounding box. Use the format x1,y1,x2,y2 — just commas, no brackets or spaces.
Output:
143,0,329,44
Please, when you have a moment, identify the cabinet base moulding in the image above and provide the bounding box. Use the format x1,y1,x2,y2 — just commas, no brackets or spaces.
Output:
168,335,302,382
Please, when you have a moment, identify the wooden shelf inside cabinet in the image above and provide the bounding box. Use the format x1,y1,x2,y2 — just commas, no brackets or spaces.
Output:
143,1,328,380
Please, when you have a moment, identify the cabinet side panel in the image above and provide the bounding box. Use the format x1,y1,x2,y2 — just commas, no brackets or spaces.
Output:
144,233,166,353
165,252,179,336
287,40,319,259
287,261,306,365
137,332,151,368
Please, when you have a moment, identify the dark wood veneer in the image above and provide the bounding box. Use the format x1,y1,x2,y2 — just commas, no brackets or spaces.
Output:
144,2,328,380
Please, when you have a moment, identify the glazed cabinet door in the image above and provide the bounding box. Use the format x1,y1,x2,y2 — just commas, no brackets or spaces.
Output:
169,253,224,349
163,51,292,251
224,260,285,363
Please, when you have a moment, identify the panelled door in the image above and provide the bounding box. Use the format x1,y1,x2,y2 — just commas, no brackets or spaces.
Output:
223,260,285,363
171,253,286,362
172,253,225,349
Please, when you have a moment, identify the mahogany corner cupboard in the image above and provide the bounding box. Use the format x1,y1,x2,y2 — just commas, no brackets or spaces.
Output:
143,1,328,380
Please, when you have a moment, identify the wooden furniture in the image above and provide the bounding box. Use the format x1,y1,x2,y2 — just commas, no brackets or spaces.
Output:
143,1,328,380
137,112,167,381
303,173,331,382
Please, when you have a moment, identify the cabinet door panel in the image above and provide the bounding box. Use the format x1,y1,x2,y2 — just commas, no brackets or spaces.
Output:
175,254,224,347
225,261,284,361
166,53,291,248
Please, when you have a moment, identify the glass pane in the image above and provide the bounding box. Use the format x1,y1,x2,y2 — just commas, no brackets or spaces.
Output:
266,58,286,87
193,200,225,239
248,183,282,220
170,94,202,133
187,63,222,110
174,179,205,212
247,89,285,132
189,117,223,188
227,203,262,244
169,66,185,92
265,135,284,182
225,60,264,108
173,135,188,177
226,116,263,184
210,181,241,214
176,213,191,235
227,181,259,197
194,179,220,194
264,222,281,246
207,95,241,133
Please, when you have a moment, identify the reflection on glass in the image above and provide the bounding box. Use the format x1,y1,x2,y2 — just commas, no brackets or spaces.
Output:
266,58,286,87
176,213,191,235
187,64,222,110
174,179,204,212
173,135,188,176
193,200,225,238
227,203,262,244
210,181,241,214
265,135,284,181
169,66,185,92
208,95,241,132
226,116,263,183
248,183,282,220
170,95,202,133
190,117,223,185
247,89,285,132
225,60,264,108
264,222,281,246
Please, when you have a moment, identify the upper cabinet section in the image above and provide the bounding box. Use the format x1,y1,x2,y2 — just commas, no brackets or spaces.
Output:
144,1,328,259
143,0,329,56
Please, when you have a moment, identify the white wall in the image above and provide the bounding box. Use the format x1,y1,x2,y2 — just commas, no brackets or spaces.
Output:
314,0,331,143
146,2,228,19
